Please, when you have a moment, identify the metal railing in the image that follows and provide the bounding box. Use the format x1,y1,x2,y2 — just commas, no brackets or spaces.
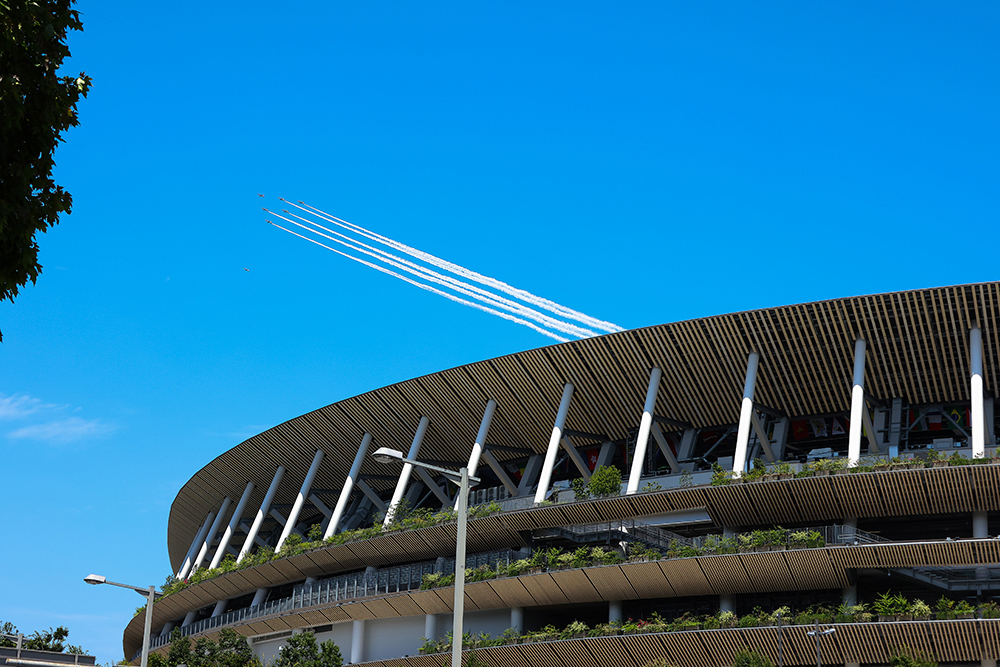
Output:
142,548,519,656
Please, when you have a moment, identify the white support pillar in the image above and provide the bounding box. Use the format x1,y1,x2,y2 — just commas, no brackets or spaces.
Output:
424,614,438,641
609,600,623,623
351,619,365,664
481,450,518,495
560,436,592,480
181,611,197,628
534,383,574,504
250,588,268,607
650,423,680,473
511,607,524,633
972,326,986,457
324,433,372,539
733,353,760,478
384,416,430,526
276,449,325,551
466,399,497,480
720,593,734,613
628,368,662,494
209,482,255,569
848,339,867,466
159,622,176,638
237,465,286,563
176,511,215,580
211,600,228,617
192,498,232,572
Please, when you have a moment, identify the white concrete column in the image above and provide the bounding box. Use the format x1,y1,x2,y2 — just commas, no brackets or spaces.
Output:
209,481,255,569
176,511,215,580
384,416,430,526
609,601,623,623
732,353,760,477
510,607,524,633
192,498,232,572
251,588,268,607
848,339,867,466
237,465,286,563
972,326,986,457
351,619,365,664
211,600,228,617
424,614,438,641
627,368,662,494
534,383,574,504
720,593,734,613
975,511,989,538
181,611,197,628
158,621,176,638
324,433,372,539
466,399,497,480
276,449,325,551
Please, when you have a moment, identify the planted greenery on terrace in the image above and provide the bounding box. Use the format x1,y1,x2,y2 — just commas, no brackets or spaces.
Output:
158,501,504,599
416,595,997,655
418,527,826,589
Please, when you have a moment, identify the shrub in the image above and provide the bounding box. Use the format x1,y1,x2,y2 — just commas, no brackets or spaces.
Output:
949,452,970,466
710,463,731,486
589,465,623,497
910,599,932,619
889,646,937,667
570,477,591,500
733,648,774,667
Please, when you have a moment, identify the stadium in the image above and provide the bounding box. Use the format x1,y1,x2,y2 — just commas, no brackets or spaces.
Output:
125,282,1000,667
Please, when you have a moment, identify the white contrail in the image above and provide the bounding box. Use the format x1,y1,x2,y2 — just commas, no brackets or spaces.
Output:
269,208,601,339
266,220,571,343
282,199,624,334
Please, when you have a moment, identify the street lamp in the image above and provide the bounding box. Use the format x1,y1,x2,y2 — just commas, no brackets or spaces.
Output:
806,623,835,667
85,574,159,667
371,446,481,667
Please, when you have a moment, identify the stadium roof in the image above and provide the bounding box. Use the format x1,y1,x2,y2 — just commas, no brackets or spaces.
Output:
167,281,1000,570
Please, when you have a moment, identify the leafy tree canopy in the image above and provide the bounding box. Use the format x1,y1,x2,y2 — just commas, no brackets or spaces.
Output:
0,621,85,654
151,628,260,667
0,0,91,341
273,631,342,667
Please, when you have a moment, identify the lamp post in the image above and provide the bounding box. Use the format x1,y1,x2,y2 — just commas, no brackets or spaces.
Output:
806,623,835,667
85,574,159,667
372,446,480,667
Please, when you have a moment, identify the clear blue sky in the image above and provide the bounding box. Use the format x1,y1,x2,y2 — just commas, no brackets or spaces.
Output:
1,1,997,662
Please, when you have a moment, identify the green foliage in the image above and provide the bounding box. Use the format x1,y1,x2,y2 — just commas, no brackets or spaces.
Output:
889,646,937,667
21,626,72,653
640,480,662,492
273,631,342,667
733,649,774,667
0,0,92,340
570,477,591,500
307,523,324,541
167,628,192,667
710,462,731,486
588,465,622,497
0,622,86,654
949,452,970,466
679,469,693,487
